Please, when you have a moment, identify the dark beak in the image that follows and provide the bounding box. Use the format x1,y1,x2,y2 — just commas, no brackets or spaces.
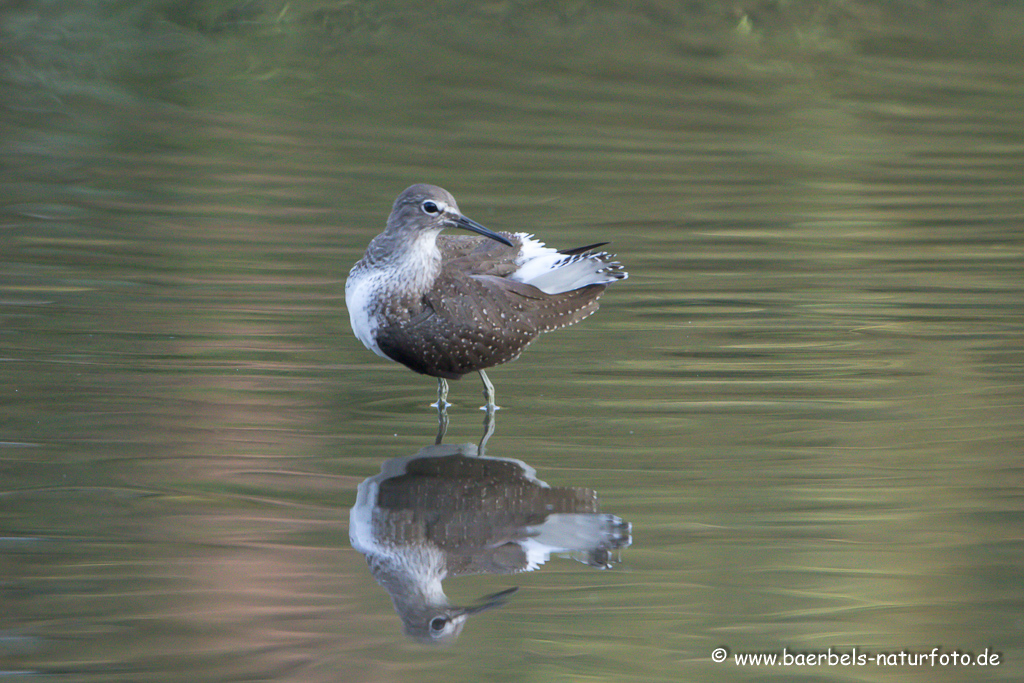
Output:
458,586,519,617
452,214,514,247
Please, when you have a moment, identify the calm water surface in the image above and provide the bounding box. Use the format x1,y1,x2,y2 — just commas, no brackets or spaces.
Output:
2,2,1022,681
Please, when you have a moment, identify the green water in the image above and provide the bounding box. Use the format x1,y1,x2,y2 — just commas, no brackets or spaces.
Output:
2,1,1022,681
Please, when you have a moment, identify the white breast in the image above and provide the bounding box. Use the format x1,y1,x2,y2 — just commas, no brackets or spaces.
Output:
346,234,444,361
345,267,390,359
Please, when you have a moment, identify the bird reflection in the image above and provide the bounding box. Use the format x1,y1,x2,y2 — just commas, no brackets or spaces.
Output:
349,442,632,645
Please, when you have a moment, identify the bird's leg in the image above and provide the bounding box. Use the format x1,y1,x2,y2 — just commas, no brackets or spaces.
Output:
478,370,498,412
431,378,450,410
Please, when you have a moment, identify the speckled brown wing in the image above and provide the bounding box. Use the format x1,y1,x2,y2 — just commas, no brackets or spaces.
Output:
437,234,522,278
375,266,606,379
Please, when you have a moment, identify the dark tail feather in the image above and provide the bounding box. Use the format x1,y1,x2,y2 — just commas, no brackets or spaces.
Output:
559,242,609,256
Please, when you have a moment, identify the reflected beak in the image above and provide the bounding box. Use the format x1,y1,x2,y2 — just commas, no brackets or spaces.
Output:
451,214,514,247
458,586,520,617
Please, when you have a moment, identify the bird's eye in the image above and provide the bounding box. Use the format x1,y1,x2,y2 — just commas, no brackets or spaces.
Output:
421,200,441,215
429,617,448,633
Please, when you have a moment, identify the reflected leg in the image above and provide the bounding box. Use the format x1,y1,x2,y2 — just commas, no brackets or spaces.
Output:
478,407,495,453
435,401,449,445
